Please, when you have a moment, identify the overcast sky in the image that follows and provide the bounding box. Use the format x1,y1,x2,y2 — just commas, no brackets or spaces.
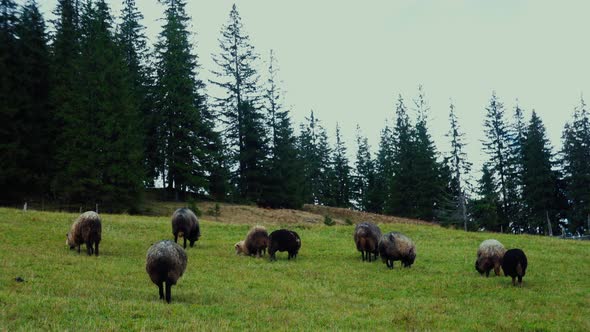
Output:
39,0,590,176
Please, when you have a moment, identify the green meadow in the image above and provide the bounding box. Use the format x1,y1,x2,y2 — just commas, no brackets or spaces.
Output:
0,207,588,331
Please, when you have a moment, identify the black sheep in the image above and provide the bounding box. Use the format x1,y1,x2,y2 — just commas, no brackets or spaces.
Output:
268,229,301,261
146,240,187,303
354,222,382,262
501,248,528,286
171,208,201,249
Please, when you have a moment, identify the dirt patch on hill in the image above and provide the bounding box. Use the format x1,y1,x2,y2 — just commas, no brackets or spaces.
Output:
145,201,435,226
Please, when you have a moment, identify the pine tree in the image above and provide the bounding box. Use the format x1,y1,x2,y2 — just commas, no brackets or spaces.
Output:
50,0,84,202
507,102,527,231
370,123,394,214
258,50,302,208
237,100,268,202
561,97,590,232
59,0,144,210
442,101,472,230
386,94,415,217
153,0,210,199
211,4,264,200
298,111,332,205
352,126,375,211
0,0,52,200
521,111,557,235
481,92,513,231
117,0,155,185
411,86,443,220
330,124,351,208
471,165,500,230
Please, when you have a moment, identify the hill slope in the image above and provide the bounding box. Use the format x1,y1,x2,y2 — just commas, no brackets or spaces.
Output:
0,208,588,330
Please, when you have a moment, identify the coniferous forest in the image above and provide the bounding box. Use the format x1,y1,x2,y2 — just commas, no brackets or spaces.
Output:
1,0,589,235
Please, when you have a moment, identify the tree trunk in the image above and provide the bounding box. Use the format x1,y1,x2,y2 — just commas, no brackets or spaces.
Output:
546,210,553,236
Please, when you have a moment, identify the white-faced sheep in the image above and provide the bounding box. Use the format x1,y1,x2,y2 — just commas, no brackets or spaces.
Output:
475,239,506,277
235,225,269,257
378,232,416,269
354,222,382,262
268,229,301,261
171,208,200,249
66,211,102,256
501,248,528,286
146,240,187,303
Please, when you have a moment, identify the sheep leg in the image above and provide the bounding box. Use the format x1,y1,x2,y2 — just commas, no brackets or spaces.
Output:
512,277,516,286
158,282,164,300
86,241,94,256
361,251,365,261
165,282,172,303
183,237,187,249
494,265,501,276
485,270,490,278
517,276,523,286
94,241,99,256
77,245,81,254
174,234,178,244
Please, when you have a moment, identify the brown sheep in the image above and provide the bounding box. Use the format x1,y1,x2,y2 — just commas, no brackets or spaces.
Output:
354,222,382,262
66,211,102,256
235,225,269,257
378,232,416,269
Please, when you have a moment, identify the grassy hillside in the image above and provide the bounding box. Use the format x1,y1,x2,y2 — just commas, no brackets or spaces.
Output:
0,208,588,331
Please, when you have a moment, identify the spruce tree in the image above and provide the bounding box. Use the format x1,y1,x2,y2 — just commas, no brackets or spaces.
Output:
0,0,52,200
64,0,144,210
521,111,557,234
298,111,332,205
117,0,155,185
330,124,351,208
259,50,302,208
482,92,513,231
211,4,265,200
442,101,472,230
154,0,211,199
507,102,527,230
411,86,443,220
386,94,415,217
471,165,500,230
371,123,394,214
352,126,375,211
561,97,590,232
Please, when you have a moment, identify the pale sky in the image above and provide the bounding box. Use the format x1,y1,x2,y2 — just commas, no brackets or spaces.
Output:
39,0,590,178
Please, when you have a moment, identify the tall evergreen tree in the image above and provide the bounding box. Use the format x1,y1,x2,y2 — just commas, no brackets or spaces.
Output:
352,126,375,211
441,101,472,230
154,0,212,199
211,4,264,200
237,100,267,202
386,94,415,217
371,123,394,213
55,0,144,210
507,102,527,230
411,86,443,220
471,165,501,231
259,50,302,208
117,0,155,185
330,124,351,208
521,111,558,234
298,111,332,205
0,0,52,200
561,97,590,232
481,92,514,231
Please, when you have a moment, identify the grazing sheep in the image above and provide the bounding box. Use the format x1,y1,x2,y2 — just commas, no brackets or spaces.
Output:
145,240,187,303
501,248,528,286
66,211,102,256
235,225,269,257
475,239,506,277
354,222,382,262
171,208,200,249
378,232,416,269
268,229,301,261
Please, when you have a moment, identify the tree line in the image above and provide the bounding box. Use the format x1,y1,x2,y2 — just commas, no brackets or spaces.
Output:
1,0,589,235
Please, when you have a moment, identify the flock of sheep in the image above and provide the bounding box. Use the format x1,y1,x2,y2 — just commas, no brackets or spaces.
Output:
65,208,528,303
